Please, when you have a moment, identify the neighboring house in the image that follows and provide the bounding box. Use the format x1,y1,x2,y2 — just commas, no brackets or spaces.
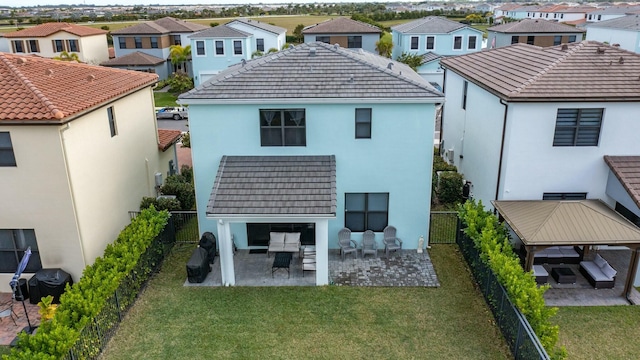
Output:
2,22,108,64
0,34,8,53
474,3,493,14
226,18,286,54
586,6,640,23
100,51,168,79
586,15,640,53
488,19,585,48
302,17,381,53
188,25,252,86
111,17,208,78
391,16,483,87
0,53,168,293
439,41,640,213
158,129,183,177
179,42,443,286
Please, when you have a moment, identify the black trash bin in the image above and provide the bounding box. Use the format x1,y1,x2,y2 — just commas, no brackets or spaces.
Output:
186,247,210,283
13,278,29,301
199,232,216,264
29,268,73,304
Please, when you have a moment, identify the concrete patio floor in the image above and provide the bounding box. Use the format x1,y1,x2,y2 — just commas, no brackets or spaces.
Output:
184,249,440,287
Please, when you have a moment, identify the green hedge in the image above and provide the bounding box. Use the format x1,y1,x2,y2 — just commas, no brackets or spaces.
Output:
458,200,566,360
3,207,169,360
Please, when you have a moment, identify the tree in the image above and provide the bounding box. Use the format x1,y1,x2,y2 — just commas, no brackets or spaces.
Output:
293,24,304,43
396,52,423,71
169,44,191,74
375,32,393,58
465,14,483,24
53,51,80,62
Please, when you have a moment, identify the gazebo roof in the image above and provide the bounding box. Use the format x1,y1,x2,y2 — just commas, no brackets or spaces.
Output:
492,200,640,246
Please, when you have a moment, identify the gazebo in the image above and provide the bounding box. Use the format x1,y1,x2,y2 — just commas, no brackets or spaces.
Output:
492,200,640,298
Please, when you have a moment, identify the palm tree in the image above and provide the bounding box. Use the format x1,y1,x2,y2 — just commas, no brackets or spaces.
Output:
376,32,393,58
53,51,80,62
169,44,191,74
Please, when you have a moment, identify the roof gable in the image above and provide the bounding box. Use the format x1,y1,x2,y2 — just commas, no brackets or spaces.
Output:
392,16,468,34
189,25,251,39
227,18,286,35
0,53,157,123
604,156,640,210
302,17,381,34
180,42,442,101
588,14,640,31
112,17,207,35
488,19,585,33
4,22,107,38
158,129,182,151
440,41,640,102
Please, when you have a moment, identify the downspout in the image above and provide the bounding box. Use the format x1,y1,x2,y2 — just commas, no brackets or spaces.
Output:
439,69,447,146
59,123,88,266
495,99,509,202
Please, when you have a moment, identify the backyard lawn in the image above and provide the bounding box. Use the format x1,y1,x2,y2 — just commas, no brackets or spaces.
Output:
100,244,511,359
154,91,179,108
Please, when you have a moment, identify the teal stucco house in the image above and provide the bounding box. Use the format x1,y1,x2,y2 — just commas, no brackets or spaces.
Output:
179,42,443,286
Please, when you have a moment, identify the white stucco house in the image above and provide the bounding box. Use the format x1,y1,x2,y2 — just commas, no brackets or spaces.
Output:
0,53,171,292
226,18,286,54
2,22,109,64
586,15,640,53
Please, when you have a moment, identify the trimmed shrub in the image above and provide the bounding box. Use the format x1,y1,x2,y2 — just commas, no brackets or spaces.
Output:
161,174,195,210
180,165,194,184
166,72,194,93
140,196,181,211
437,171,463,204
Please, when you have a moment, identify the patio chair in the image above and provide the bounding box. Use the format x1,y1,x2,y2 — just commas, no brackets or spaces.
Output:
0,300,17,326
383,226,402,257
361,230,378,259
338,228,358,261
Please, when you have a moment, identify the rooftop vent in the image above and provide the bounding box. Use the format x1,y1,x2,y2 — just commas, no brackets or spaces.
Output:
619,56,624,64
561,44,569,51
86,74,96,82
613,43,620,47
387,62,394,70
596,47,606,54
348,74,354,83
333,43,339,50
45,69,54,76
309,47,316,57
17,57,27,65
288,44,294,49
241,59,246,66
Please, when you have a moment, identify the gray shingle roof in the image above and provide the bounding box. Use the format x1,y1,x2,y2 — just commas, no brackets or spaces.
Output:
207,155,337,216
111,17,207,35
392,16,467,34
587,14,640,30
189,25,251,38
228,18,286,35
488,19,585,33
302,17,381,34
440,41,640,102
420,52,447,63
100,51,165,66
180,42,442,101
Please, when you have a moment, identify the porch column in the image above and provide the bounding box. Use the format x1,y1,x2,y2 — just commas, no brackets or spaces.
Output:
623,247,639,299
315,219,329,286
216,219,235,286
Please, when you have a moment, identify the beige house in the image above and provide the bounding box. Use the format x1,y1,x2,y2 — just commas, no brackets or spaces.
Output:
3,22,109,64
0,53,166,292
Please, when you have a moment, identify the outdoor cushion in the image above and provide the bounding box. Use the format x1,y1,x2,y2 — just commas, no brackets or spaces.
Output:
581,261,614,282
559,248,580,257
284,232,301,244
558,246,574,250
545,249,564,258
601,263,617,279
533,265,548,276
270,232,286,244
593,254,607,268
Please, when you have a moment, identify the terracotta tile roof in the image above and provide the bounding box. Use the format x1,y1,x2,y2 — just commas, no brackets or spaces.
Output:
488,19,585,33
3,22,107,38
158,129,182,151
101,51,165,66
604,156,640,210
302,17,381,34
440,41,640,102
564,18,588,26
557,6,598,13
112,17,207,35
0,53,157,123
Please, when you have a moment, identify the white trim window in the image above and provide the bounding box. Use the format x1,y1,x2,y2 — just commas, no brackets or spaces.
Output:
410,36,419,50
195,40,206,56
467,35,478,50
453,36,463,50
233,40,243,56
215,40,224,56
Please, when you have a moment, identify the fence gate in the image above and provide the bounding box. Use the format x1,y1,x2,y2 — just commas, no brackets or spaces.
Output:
429,211,458,244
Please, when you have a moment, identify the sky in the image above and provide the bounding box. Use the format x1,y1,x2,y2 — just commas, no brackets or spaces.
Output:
11,0,397,7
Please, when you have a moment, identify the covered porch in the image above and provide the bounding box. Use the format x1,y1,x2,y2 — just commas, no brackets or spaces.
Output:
493,200,640,305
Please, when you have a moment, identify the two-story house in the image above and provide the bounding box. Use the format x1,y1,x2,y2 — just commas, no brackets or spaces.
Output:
586,6,640,23
302,17,381,54
391,16,484,87
439,41,640,211
179,42,443,286
111,17,207,79
586,15,640,53
2,22,108,64
488,19,584,48
0,53,170,292
226,18,286,55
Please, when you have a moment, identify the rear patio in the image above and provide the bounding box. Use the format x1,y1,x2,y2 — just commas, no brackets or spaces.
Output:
185,249,440,287
0,293,40,346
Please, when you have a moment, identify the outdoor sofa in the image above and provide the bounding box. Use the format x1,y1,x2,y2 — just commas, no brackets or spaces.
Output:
579,254,616,289
267,232,301,257
521,246,584,265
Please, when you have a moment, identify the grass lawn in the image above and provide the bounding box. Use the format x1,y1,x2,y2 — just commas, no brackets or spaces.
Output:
100,244,510,359
554,306,640,359
154,92,178,108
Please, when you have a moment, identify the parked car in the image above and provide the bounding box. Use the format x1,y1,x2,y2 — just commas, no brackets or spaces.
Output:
156,107,188,120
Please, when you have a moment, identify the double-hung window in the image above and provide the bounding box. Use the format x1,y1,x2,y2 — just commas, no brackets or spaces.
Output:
172,35,181,46
53,39,65,52
347,36,362,48
453,36,462,50
195,40,205,56
118,37,126,49
256,38,264,52
468,36,477,50
0,132,16,167
426,36,435,50
355,108,371,139
260,109,306,146
233,40,243,55
568,35,576,43
553,108,603,146
345,193,389,232
150,37,158,49
410,36,419,50
527,36,535,45
12,40,24,53
134,37,142,49
215,40,224,55
511,36,519,44
0,229,42,273
28,40,39,53
553,36,562,46
67,39,79,52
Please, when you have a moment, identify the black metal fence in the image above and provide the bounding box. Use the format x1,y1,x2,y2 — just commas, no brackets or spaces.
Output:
456,222,550,360
130,210,199,243
429,211,458,244
63,219,176,360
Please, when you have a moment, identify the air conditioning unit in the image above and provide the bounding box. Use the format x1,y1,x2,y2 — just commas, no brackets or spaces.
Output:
446,149,454,162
